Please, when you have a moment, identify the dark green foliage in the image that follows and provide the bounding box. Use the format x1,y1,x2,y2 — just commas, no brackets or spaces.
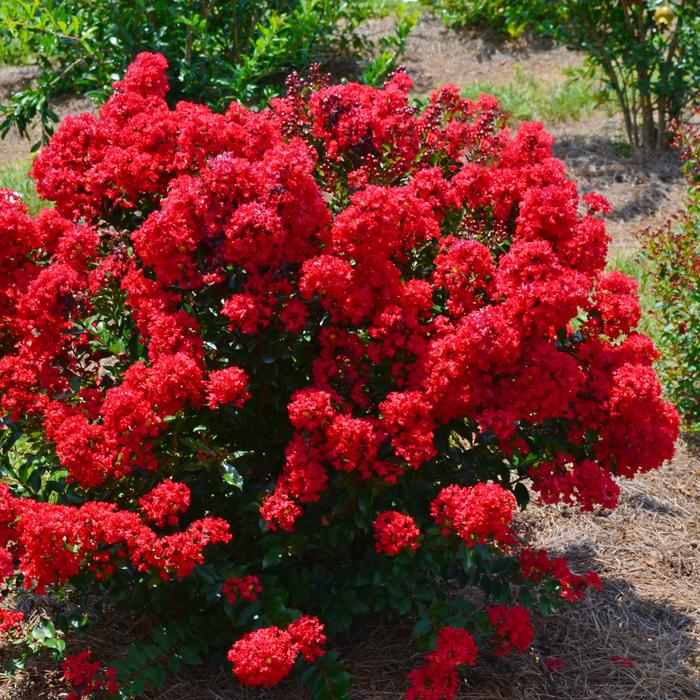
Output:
0,0,383,144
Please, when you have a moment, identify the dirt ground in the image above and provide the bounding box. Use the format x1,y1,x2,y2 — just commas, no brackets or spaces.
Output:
0,13,697,700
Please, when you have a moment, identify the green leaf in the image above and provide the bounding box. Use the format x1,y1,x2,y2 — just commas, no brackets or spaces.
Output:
221,459,244,489
262,546,284,569
412,617,432,638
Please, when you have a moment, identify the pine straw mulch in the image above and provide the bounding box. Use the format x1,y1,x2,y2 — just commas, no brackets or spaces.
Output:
1,436,698,699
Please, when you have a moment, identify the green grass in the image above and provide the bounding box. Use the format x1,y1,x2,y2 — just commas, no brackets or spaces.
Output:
606,250,657,339
0,159,48,215
462,68,614,124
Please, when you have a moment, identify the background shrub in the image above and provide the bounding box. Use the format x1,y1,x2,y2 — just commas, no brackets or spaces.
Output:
0,0,397,144
641,113,700,428
556,0,700,153
436,0,562,38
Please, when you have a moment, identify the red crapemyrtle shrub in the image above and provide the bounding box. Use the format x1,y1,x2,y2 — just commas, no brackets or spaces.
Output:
0,53,678,698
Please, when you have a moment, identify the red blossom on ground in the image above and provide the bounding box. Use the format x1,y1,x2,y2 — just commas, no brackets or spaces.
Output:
611,655,634,667
544,657,566,671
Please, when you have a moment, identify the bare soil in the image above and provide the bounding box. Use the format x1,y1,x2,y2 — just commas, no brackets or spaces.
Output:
362,15,582,90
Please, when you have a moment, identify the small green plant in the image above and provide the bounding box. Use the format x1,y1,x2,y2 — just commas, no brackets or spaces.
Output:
0,36,31,65
361,3,419,86
640,115,700,428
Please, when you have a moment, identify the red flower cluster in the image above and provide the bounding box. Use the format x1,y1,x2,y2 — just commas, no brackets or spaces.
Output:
0,484,230,591
227,615,326,687
519,548,602,602
0,608,24,638
431,483,516,547
529,457,621,511
62,650,119,699
487,605,534,656
406,627,478,700
2,51,676,525
222,574,262,604
206,367,250,410
373,511,421,556
287,615,327,662
139,480,191,527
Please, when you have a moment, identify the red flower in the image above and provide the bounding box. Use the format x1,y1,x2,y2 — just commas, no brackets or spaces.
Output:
431,483,516,547
373,511,421,556
582,191,612,215
519,547,602,602
487,605,534,656
0,50,681,700
227,626,297,688
260,490,302,532
139,480,191,527
0,609,24,638
287,615,327,662
223,574,262,604
406,626,478,700
206,367,250,409
63,650,119,698
434,627,478,667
